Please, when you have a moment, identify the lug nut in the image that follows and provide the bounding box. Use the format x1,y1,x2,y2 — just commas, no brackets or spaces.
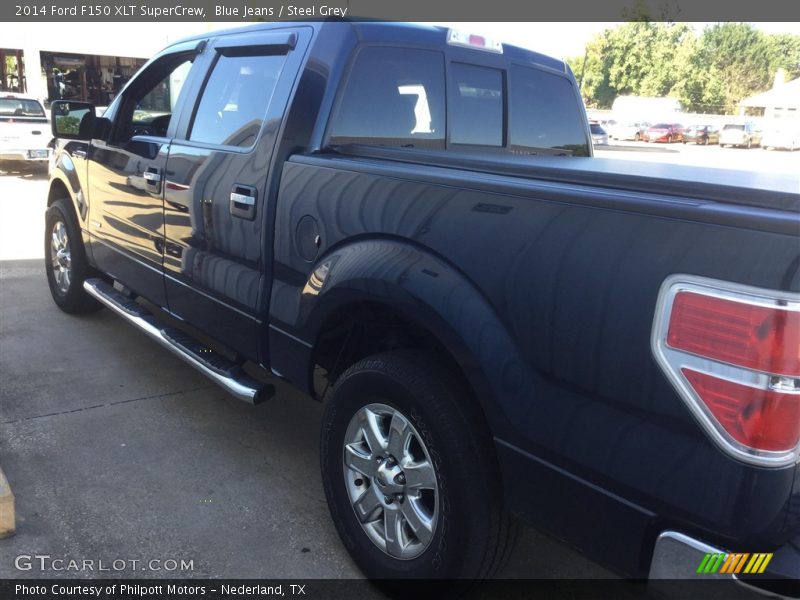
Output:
395,473,406,484
385,496,393,504
354,478,363,486
376,456,383,463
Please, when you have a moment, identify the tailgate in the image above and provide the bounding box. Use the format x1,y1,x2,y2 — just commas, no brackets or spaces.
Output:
0,118,49,150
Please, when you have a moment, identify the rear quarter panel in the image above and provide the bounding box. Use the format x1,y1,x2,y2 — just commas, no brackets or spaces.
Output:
271,154,799,573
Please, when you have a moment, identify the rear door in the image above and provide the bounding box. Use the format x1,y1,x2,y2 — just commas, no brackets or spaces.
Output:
162,27,311,361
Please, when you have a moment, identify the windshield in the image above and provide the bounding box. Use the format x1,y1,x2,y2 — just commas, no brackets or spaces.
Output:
723,124,745,131
0,98,45,117
652,123,671,129
590,124,606,135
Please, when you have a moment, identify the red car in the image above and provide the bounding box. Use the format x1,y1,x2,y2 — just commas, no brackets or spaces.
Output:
644,123,684,143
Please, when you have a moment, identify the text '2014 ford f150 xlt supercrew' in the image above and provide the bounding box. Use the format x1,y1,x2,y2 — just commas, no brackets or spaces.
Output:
44,22,798,592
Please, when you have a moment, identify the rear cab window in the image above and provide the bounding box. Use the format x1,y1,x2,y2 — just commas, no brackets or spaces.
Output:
450,63,504,147
0,98,46,118
509,65,590,156
327,40,590,157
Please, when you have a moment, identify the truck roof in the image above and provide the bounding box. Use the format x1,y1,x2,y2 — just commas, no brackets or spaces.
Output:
168,21,567,74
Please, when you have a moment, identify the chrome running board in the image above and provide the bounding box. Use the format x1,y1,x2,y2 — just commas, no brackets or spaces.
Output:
83,278,273,404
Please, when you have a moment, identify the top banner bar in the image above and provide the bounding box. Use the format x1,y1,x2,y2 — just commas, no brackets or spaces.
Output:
3,0,799,22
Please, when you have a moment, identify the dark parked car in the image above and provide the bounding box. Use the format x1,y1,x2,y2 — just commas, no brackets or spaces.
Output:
683,124,719,145
43,22,799,592
644,122,684,143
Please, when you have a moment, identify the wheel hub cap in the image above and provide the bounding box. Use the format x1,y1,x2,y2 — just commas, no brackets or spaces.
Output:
374,458,404,494
50,220,72,294
342,403,439,560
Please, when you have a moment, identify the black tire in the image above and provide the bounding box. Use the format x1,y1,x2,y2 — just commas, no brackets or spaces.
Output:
44,199,102,314
320,351,518,584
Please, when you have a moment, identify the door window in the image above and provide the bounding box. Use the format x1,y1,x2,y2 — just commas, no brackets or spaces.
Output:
188,53,285,148
112,54,195,143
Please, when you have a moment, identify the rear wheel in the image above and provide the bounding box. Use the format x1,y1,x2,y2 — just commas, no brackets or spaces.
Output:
44,199,102,314
320,351,518,582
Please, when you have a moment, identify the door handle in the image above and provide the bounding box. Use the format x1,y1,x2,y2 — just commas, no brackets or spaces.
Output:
144,166,162,195
230,185,257,220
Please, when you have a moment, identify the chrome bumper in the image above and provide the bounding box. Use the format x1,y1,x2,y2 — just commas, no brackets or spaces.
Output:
649,531,728,579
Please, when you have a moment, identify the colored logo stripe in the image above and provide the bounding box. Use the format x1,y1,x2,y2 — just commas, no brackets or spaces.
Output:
698,553,773,575
697,553,725,573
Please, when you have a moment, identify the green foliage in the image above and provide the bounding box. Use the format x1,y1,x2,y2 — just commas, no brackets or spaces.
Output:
55,115,80,135
570,22,800,114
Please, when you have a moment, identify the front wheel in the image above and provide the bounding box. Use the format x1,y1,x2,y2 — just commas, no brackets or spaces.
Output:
44,199,102,314
320,352,517,581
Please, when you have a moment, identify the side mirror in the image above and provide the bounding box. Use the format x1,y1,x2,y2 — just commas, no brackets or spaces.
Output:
51,100,96,141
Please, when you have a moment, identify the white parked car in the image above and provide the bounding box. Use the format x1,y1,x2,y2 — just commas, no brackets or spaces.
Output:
719,122,762,148
761,125,800,151
0,93,51,170
589,122,609,146
608,121,649,141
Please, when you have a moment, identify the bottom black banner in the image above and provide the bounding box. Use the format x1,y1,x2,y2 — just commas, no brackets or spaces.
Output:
1,579,797,600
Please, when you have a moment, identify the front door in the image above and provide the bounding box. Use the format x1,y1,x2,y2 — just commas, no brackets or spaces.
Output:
88,44,204,306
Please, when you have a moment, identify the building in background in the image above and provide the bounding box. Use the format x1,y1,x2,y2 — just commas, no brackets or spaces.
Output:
1,23,225,105
739,70,800,121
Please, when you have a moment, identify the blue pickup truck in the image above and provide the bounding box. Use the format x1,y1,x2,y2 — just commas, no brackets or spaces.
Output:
44,21,798,593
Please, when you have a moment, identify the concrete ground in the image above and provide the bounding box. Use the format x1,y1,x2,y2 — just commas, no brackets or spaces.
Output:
0,167,615,584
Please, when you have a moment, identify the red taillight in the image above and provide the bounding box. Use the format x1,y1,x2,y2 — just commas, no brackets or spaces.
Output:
653,276,800,466
682,369,800,452
668,291,800,377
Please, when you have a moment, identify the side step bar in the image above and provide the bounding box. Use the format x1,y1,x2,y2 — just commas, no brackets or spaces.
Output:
83,278,273,405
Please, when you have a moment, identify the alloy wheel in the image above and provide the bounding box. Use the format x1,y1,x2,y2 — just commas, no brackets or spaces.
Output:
342,403,439,560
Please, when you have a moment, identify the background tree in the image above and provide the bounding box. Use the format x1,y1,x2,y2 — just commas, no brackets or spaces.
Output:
569,22,800,115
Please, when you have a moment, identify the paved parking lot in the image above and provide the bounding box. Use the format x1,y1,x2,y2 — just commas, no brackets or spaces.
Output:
0,143,795,589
